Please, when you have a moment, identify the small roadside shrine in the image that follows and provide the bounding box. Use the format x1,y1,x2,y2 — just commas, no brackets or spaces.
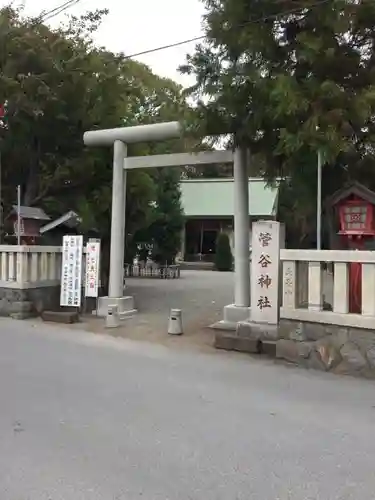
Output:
326,181,375,313
326,181,375,251
7,206,50,244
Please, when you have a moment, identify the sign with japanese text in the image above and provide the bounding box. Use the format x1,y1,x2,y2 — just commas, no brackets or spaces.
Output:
250,221,281,325
60,235,83,307
84,240,101,298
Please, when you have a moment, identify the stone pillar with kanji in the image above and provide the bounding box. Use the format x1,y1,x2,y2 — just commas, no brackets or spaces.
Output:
250,221,284,325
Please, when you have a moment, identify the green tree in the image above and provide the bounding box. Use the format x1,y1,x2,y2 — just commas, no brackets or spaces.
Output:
132,168,184,265
181,0,375,245
214,232,233,271
0,6,198,286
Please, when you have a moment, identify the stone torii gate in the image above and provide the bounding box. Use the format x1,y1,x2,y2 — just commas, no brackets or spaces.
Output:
83,122,251,326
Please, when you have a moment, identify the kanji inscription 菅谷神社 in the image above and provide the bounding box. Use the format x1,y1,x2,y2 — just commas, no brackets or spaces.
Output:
251,221,281,324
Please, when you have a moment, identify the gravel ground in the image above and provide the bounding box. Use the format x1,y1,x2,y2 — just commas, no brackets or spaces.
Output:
38,270,234,352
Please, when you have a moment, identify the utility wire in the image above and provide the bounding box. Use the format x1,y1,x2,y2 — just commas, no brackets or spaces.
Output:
40,0,81,22
35,0,333,60
42,0,81,21
123,0,331,60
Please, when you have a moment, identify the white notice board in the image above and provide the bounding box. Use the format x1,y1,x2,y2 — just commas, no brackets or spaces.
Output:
85,240,100,298
60,235,83,307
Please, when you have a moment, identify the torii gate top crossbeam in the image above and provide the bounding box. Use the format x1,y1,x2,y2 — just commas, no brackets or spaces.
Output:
83,121,181,147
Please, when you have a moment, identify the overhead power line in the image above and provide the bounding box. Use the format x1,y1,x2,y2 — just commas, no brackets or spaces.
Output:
123,0,331,60
40,0,81,22
35,0,332,60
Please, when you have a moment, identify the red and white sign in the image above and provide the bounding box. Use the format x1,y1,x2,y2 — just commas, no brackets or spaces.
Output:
85,240,100,298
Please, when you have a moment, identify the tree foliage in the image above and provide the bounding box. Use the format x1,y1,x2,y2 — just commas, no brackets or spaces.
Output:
182,0,375,244
132,168,184,265
0,5,196,284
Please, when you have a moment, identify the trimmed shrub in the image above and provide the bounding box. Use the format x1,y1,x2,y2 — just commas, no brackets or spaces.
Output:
214,232,233,271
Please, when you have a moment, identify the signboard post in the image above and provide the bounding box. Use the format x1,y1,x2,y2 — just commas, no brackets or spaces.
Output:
250,221,281,325
84,240,101,312
60,235,83,308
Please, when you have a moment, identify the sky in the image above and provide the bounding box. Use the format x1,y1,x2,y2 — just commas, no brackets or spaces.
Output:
5,0,206,87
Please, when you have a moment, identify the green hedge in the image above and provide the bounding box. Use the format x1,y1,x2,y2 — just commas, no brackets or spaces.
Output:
214,232,233,271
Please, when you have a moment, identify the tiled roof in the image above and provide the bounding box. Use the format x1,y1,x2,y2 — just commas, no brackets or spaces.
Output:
11,206,50,221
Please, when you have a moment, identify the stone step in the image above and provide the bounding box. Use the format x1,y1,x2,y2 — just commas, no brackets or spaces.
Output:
41,310,79,324
214,333,236,351
214,332,277,356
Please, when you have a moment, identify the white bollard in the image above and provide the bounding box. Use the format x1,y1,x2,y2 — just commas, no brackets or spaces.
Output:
168,309,183,335
106,304,120,328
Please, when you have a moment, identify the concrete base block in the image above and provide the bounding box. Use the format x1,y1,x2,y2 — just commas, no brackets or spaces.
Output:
210,320,237,331
42,310,79,324
237,320,279,340
210,304,251,331
214,331,262,354
224,304,251,323
95,296,137,319
234,337,262,354
214,334,236,351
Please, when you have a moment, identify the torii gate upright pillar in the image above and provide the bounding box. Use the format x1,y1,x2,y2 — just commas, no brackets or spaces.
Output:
213,147,251,329
83,122,181,318
109,140,127,299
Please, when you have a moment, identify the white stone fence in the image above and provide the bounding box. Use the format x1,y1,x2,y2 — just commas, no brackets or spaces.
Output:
2,245,375,330
0,245,64,288
281,249,375,329
0,245,97,289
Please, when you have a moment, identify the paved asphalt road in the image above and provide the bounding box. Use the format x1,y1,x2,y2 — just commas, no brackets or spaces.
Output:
1,320,375,499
